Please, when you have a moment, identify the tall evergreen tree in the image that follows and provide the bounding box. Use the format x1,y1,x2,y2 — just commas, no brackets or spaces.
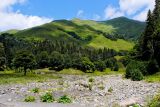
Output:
139,10,154,60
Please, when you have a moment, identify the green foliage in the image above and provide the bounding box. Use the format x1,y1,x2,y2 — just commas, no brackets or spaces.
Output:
136,1,160,75
0,71,61,85
131,104,141,107
24,96,36,102
147,59,159,75
108,87,113,93
13,19,134,51
100,17,146,40
94,60,106,72
125,60,145,81
130,69,143,81
40,92,54,103
0,57,6,71
147,93,160,107
36,51,49,68
75,57,95,73
58,95,72,104
126,60,147,78
12,50,36,75
49,51,64,71
88,77,95,83
32,87,39,93
113,63,119,71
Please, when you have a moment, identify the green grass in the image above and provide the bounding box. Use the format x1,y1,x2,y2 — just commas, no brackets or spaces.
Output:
88,35,134,51
57,68,125,76
0,70,61,85
145,72,160,83
72,18,115,34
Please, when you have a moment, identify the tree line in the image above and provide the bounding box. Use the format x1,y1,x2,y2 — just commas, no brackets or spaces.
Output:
0,33,121,75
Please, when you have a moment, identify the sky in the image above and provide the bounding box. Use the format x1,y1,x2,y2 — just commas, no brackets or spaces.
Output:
0,0,155,31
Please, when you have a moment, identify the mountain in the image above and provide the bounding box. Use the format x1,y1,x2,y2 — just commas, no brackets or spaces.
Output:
0,29,19,34
14,19,134,51
99,17,146,40
72,18,116,34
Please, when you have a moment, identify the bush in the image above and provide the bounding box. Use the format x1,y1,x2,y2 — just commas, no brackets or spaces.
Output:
126,60,147,77
24,96,36,102
32,87,39,93
74,57,95,73
125,60,145,81
112,63,119,71
88,78,95,83
147,59,159,75
130,69,143,81
105,58,117,68
108,87,113,93
40,92,54,103
58,95,72,104
94,60,106,72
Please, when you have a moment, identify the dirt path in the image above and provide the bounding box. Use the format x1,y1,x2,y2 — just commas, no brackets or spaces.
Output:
0,74,159,107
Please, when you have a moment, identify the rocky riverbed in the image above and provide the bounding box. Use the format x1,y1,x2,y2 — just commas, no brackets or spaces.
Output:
0,74,159,107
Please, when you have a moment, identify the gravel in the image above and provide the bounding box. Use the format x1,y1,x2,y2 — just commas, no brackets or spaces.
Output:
0,74,159,107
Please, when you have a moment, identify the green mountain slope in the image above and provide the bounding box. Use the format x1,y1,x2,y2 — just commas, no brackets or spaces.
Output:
0,29,19,34
14,19,134,51
99,17,146,40
72,18,115,34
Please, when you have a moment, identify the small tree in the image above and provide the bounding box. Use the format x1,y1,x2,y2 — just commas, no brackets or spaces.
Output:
49,51,64,71
36,51,49,68
94,60,106,72
12,50,36,76
74,57,95,72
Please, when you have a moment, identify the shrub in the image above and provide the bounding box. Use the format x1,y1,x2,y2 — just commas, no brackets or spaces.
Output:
75,57,95,73
32,87,39,93
130,69,143,81
94,60,106,72
58,95,72,104
88,78,95,83
108,87,113,93
105,58,117,68
24,96,36,102
147,59,159,75
113,63,119,71
40,92,54,103
125,60,146,80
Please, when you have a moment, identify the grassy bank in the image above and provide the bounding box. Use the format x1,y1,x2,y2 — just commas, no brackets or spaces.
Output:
0,70,61,85
145,72,160,83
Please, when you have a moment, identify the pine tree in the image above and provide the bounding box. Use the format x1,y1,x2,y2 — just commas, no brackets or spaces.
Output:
140,10,154,60
153,0,160,21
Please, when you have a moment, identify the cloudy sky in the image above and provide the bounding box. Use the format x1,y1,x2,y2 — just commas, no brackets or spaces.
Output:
0,0,155,31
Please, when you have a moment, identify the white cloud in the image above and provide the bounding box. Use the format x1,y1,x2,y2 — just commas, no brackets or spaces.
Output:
0,0,52,31
104,0,155,21
77,10,84,18
104,5,124,19
133,8,149,21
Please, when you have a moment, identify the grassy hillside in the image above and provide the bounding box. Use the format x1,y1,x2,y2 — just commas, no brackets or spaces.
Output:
72,18,115,34
14,19,134,51
0,29,19,34
99,17,146,40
